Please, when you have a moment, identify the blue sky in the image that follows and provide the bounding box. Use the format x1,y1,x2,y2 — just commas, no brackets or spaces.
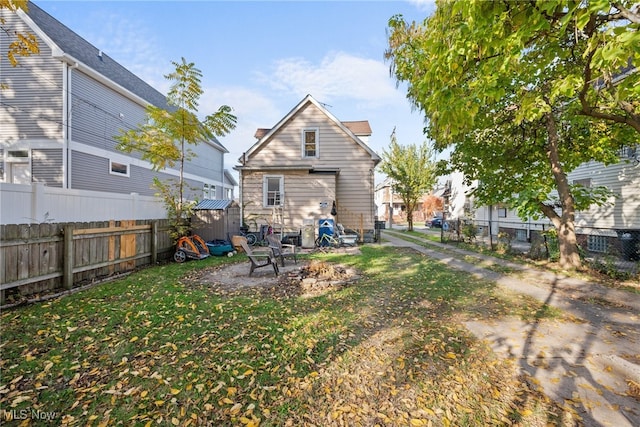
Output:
36,0,436,184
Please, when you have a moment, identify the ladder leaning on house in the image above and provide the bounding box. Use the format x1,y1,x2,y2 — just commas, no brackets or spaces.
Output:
271,206,285,238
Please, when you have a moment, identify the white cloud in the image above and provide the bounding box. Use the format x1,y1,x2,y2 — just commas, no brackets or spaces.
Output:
407,0,437,13
257,51,406,110
82,11,171,93
199,86,285,167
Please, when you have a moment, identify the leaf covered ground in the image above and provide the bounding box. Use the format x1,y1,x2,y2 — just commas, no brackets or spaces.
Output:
0,246,576,426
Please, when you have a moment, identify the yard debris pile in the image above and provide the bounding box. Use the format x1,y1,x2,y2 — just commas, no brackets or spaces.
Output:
194,259,359,298
285,260,360,296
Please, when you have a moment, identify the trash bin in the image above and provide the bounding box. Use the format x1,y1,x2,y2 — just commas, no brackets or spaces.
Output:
318,219,334,246
620,232,640,261
302,219,315,248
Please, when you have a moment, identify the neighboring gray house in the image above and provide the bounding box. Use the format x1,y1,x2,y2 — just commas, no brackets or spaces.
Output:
0,2,233,201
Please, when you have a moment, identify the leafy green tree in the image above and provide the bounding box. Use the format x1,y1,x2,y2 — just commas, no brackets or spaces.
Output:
379,129,438,231
117,58,237,239
386,0,639,269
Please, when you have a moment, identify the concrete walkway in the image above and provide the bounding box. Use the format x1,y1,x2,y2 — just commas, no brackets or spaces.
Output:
381,230,640,427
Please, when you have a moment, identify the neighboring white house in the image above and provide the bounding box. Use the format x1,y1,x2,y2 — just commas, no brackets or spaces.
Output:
1,3,233,223
445,147,640,256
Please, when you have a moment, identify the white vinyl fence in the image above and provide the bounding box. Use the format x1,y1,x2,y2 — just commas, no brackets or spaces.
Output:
0,183,167,224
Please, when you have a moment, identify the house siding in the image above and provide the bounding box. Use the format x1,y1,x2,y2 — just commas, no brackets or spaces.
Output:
32,148,63,187
70,70,147,155
242,170,337,231
186,140,225,183
0,11,63,142
242,103,375,231
569,159,640,229
70,150,205,199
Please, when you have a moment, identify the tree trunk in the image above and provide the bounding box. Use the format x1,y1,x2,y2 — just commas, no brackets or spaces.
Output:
543,111,582,269
556,220,581,269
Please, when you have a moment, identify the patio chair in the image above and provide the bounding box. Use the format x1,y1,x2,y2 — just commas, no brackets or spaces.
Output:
239,238,279,277
266,234,298,267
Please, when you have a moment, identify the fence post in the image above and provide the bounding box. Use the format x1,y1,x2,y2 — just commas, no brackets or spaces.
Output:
63,224,74,290
151,221,158,265
489,220,493,250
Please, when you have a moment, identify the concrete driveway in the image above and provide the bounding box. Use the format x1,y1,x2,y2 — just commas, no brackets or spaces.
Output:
382,230,640,427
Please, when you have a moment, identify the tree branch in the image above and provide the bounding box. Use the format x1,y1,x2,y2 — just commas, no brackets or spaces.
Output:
611,2,640,24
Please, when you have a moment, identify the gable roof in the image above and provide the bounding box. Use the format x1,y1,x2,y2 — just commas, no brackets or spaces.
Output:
240,94,380,164
22,2,168,109
224,169,238,187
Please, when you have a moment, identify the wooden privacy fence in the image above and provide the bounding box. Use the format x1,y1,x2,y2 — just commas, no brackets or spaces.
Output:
1,219,173,304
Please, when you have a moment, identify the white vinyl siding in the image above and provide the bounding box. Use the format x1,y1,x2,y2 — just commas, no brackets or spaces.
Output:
569,159,640,229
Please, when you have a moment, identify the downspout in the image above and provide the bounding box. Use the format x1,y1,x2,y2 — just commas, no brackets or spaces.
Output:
63,62,79,189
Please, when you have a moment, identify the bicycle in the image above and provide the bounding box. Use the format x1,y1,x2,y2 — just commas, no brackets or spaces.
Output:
238,224,274,246
315,230,357,250
315,233,342,249
238,228,257,246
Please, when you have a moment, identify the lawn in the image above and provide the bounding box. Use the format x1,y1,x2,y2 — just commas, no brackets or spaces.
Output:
0,245,572,426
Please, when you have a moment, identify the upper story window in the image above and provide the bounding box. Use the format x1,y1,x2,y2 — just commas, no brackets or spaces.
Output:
203,184,216,199
264,175,283,207
109,160,129,177
302,128,319,158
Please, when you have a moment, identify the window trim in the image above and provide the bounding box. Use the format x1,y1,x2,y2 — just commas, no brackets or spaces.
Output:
263,175,284,207
109,160,129,177
302,128,319,158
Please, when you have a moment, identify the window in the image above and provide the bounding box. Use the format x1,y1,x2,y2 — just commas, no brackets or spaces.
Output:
573,178,591,188
588,235,608,253
202,184,216,199
5,150,31,183
110,160,129,176
225,188,232,199
498,208,507,218
302,128,318,158
264,176,283,207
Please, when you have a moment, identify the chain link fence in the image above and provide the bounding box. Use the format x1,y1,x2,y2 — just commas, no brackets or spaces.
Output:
438,218,639,276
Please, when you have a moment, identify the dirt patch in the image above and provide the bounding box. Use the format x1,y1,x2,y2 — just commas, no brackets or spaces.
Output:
194,258,360,297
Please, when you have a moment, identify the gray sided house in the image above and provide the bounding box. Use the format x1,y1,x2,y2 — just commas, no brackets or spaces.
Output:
235,94,380,241
0,3,232,204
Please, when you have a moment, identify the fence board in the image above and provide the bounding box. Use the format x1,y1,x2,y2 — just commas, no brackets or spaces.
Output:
1,219,173,304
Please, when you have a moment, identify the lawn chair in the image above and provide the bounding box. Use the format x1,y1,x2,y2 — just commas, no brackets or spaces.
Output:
266,234,298,267
239,238,279,277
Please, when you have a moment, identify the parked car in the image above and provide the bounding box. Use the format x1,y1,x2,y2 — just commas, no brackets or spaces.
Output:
427,217,443,228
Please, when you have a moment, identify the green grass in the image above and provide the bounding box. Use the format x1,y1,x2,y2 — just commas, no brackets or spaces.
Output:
1,246,571,426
